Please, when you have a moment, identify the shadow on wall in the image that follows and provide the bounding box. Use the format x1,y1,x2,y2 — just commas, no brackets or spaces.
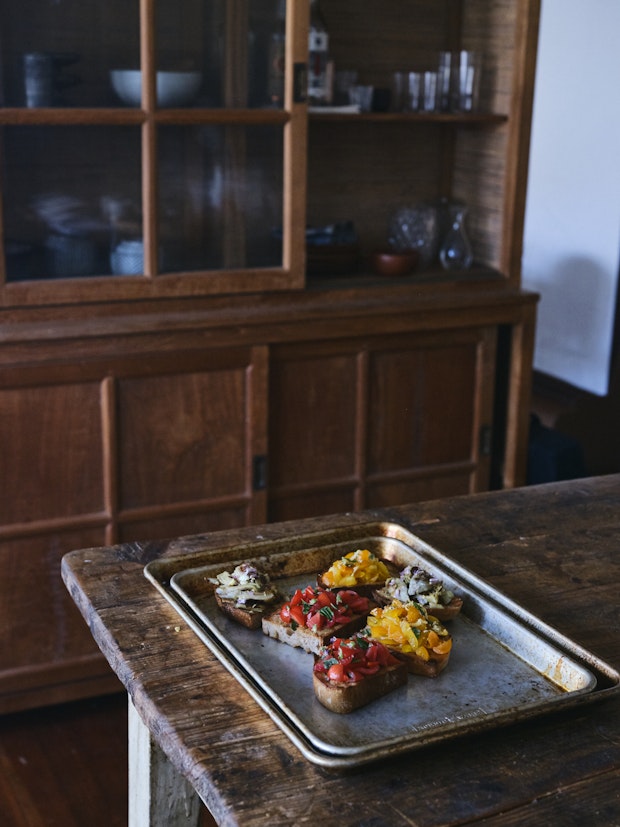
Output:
531,255,615,396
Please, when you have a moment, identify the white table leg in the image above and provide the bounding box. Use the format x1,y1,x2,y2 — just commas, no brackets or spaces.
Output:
128,697,202,827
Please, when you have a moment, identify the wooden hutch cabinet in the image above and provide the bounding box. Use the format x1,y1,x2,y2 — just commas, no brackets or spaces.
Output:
0,0,540,711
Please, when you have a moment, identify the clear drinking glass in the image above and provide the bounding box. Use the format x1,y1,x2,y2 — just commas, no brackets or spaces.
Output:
454,50,482,112
422,71,439,112
390,72,407,112
437,51,453,112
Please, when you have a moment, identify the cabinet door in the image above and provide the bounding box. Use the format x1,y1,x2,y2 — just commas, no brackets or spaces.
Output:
0,344,267,711
268,340,361,519
0,0,307,305
267,327,496,521
364,328,496,507
115,347,268,541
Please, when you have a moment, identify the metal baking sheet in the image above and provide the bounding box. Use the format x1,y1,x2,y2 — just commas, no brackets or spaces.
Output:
144,521,619,769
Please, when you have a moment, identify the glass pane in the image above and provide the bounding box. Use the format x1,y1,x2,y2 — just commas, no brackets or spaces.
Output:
0,0,139,108
158,124,283,272
156,0,287,109
2,126,142,281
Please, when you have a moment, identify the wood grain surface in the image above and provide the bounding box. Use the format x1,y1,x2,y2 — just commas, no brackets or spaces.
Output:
62,475,620,826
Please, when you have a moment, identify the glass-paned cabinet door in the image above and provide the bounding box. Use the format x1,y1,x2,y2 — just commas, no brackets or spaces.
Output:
3,126,141,281
158,125,283,273
156,0,288,109
0,0,306,303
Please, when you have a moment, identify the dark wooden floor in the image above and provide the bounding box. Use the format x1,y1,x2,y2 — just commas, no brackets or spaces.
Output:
0,693,216,826
0,693,128,826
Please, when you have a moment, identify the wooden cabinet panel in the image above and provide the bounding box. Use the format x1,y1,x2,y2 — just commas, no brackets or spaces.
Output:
118,506,250,545
268,347,359,486
268,327,497,521
112,346,268,538
0,528,107,672
0,526,121,712
0,383,104,524
268,488,357,524
367,335,480,471
365,473,474,510
118,368,249,509
366,328,497,498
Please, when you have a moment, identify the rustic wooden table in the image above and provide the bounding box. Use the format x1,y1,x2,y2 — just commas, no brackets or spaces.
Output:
62,476,620,827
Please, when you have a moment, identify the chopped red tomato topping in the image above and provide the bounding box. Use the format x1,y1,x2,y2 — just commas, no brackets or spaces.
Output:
278,585,370,630
314,634,401,684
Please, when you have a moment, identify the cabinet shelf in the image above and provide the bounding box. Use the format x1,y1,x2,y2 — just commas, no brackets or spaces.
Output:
308,111,508,126
0,107,291,127
307,264,506,291
0,108,505,128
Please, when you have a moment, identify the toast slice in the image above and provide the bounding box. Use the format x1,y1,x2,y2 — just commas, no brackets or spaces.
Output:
317,548,395,597
262,606,370,654
424,595,463,622
372,590,463,622
210,563,281,629
316,575,384,600
312,635,407,713
373,565,463,621
366,599,453,678
261,586,373,655
214,592,266,630
390,644,451,677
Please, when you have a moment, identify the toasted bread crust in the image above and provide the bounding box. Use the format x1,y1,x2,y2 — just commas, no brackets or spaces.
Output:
427,595,463,622
391,647,451,677
214,592,268,630
312,660,407,713
261,607,370,654
316,574,385,599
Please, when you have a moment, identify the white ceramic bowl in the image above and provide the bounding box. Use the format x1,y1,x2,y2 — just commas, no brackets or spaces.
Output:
110,70,202,107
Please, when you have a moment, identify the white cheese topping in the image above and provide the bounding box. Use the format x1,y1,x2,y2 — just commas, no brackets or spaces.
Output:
375,565,454,608
209,563,280,607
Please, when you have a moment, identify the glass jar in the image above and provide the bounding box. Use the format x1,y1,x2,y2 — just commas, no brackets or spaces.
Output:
388,203,440,270
439,205,473,270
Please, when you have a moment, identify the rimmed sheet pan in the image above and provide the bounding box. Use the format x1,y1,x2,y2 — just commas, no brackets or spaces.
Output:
145,521,619,769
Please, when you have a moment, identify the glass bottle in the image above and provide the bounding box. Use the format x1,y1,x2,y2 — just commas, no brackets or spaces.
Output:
308,0,330,105
439,205,473,270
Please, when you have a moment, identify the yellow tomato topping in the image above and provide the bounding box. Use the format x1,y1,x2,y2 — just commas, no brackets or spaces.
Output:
366,599,452,659
426,630,440,648
321,548,391,587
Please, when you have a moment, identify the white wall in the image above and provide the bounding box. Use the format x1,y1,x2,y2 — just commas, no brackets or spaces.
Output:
522,0,620,396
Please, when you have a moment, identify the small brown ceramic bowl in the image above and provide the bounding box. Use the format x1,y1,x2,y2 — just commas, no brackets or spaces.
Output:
370,249,419,277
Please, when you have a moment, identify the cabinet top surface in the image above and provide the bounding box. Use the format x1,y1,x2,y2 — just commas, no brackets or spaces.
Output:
0,278,539,343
